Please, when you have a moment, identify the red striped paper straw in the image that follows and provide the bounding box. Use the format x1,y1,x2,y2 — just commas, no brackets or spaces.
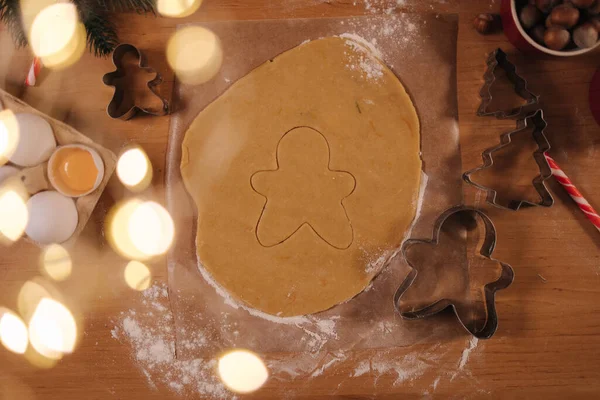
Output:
545,153,600,232
24,57,42,87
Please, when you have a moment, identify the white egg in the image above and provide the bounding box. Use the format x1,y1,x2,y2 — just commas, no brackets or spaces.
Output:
9,113,56,167
0,165,19,184
26,191,78,244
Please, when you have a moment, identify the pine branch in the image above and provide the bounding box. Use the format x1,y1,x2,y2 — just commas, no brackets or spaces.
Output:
0,0,28,47
1,0,155,58
82,10,119,57
72,0,119,57
99,0,156,14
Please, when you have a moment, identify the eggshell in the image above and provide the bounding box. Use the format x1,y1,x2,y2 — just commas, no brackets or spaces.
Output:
48,144,104,198
0,165,19,184
26,191,78,244
9,113,56,167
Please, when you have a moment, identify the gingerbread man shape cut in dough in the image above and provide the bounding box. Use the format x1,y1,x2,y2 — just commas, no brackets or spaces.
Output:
250,126,356,250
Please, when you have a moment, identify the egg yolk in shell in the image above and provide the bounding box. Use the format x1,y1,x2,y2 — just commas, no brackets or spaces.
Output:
51,147,98,196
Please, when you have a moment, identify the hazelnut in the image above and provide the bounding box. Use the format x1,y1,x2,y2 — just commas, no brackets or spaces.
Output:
473,13,495,34
573,22,599,48
549,4,580,28
589,1,600,14
546,15,554,27
571,0,596,7
530,25,547,44
535,0,560,13
544,26,571,49
520,5,543,28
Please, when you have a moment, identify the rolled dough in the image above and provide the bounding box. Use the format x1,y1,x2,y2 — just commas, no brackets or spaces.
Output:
181,37,421,316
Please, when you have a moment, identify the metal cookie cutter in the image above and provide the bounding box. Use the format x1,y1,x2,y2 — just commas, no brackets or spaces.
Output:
477,48,539,119
394,206,514,339
464,109,554,211
103,44,170,120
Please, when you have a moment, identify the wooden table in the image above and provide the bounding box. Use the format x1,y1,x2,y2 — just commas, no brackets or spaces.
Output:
1,0,599,398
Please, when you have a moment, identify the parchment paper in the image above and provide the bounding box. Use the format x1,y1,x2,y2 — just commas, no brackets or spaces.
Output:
166,14,462,359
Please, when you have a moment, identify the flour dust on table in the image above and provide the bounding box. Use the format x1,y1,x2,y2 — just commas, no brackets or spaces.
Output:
112,282,485,398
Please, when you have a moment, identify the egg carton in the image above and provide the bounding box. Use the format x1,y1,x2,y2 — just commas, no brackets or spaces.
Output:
0,88,117,248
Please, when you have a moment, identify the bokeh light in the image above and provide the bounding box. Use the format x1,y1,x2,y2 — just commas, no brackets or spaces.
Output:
0,180,29,244
158,0,203,17
107,199,175,260
41,244,72,281
116,147,152,192
0,309,29,354
106,199,145,259
166,26,223,85
217,349,269,394
0,110,19,166
17,279,52,323
124,261,152,291
28,2,86,69
24,344,61,368
128,201,174,257
28,298,77,358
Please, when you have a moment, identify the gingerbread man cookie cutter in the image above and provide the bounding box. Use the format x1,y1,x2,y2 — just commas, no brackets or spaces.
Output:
103,44,170,120
394,206,514,339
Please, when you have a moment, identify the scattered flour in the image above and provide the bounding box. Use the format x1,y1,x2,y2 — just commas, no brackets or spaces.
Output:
340,33,385,81
113,282,482,397
345,346,446,387
315,318,338,339
360,0,448,14
111,283,233,399
352,359,371,377
450,337,481,381
340,12,423,62
364,0,398,14
340,32,384,59
364,250,392,274
335,9,425,82
297,6,425,75
458,337,479,370
310,353,345,377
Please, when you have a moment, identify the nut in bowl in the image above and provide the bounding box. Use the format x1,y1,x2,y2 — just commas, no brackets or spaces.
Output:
502,0,600,56
48,144,105,198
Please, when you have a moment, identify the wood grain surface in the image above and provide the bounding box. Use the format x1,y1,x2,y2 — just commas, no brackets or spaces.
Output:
1,0,599,398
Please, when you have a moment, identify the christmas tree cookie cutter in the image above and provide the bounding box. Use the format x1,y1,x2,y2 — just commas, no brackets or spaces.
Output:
103,44,170,120
463,109,554,211
394,206,514,339
477,48,539,119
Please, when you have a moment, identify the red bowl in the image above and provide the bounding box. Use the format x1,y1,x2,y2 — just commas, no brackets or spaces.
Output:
501,0,600,56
